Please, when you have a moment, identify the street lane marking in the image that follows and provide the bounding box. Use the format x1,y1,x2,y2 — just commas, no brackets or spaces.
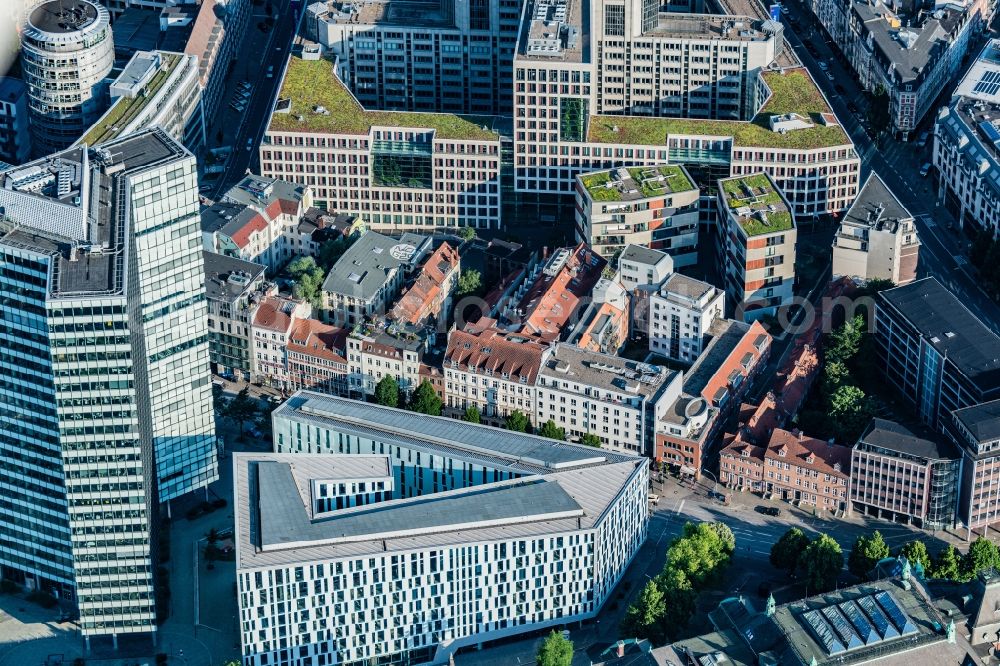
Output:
676,499,685,515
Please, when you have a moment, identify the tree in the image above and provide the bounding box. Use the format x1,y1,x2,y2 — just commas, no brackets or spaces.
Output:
318,234,357,271
961,537,1000,582
581,433,602,447
462,405,481,423
829,384,875,443
287,256,325,308
770,527,810,575
458,226,476,242
848,531,889,579
708,523,736,556
407,380,443,416
504,410,531,433
621,579,666,644
666,523,731,587
658,567,697,633
374,375,400,408
456,269,482,296
223,387,257,437
931,545,962,581
799,534,844,593
899,540,932,572
826,315,864,364
536,630,573,666
868,84,892,139
537,419,566,441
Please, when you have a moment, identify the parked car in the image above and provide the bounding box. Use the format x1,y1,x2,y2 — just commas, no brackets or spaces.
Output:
755,505,781,516
834,84,846,95
919,162,931,177
915,130,930,148
647,494,660,505
246,137,254,151
818,61,829,71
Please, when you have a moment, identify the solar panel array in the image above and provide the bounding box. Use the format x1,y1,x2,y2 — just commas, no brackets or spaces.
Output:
974,70,1000,96
801,591,919,656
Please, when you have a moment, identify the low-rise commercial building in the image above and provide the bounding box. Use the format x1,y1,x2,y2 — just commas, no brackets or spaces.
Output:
388,241,460,327
934,39,1000,237
346,325,432,398
946,399,1000,533
720,427,851,512
78,50,204,150
832,172,919,285
322,231,430,326
251,296,312,390
238,394,649,666
649,273,724,363
575,165,700,267
875,278,1000,428
718,172,797,321
286,318,349,396
204,251,268,381
850,418,960,528
261,54,503,232
535,343,681,455
568,278,629,355
443,321,546,426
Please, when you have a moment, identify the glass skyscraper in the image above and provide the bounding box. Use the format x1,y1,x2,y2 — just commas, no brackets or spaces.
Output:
0,127,216,642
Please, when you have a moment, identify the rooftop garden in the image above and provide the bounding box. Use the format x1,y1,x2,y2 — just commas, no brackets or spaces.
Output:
80,54,180,147
722,174,793,236
269,56,499,141
580,164,696,201
588,69,850,150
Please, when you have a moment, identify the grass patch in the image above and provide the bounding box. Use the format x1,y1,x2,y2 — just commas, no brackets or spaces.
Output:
270,56,499,141
722,174,794,236
80,54,180,146
581,165,696,201
588,69,849,150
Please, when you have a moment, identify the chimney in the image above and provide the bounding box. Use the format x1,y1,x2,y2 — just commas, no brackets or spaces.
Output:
617,640,626,658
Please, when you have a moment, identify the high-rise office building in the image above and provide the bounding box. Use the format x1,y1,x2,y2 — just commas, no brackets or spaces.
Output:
21,0,114,155
0,128,217,642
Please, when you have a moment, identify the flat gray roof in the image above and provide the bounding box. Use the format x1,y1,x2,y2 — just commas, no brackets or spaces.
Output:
842,172,911,233
203,251,266,303
538,344,676,399
322,232,417,300
858,418,958,461
951,399,1000,444
662,272,717,302
621,244,670,267
29,0,100,34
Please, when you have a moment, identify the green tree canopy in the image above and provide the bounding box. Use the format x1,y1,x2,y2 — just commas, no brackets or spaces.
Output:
826,315,865,364
621,579,666,645
224,387,257,437
868,85,892,138
961,537,1000,582
407,380,442,416
581,433,602,447
666,523,731,587
536,630,573,666
462,405,481,423
317,234,357,271
848,531,890,579
770,527,810,575
287,256,325,308
658,566,697,633
537,419,566,441
505,410,531,433
456,269,483,296
800,534,844,593
708,523,736,556
829,384,875,443
458,226,476,242
899,540,932,572
931,545,962,581
374,375,400,408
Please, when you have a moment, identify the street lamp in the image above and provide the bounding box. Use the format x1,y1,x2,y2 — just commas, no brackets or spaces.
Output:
702,469,719,493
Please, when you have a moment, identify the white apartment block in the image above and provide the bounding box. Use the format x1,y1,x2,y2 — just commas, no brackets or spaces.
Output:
238,394,648,666
618,244,674,289
934,39,1000,238
251,296,313,390
443,322,547,426
809,0,990,138
535,343,682,455
305,0,520,115
346,328,427,398
510,0,860,218
79,50,205,150
261,53,503,232
832,172,919,285
649,273,725,363
575,165,701,267
718,172,798,321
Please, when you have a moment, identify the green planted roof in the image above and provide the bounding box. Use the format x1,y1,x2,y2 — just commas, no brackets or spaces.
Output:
721,173,794,236
79,53,180,147
269,56,500,141
588,69,849,150
580,165,696,201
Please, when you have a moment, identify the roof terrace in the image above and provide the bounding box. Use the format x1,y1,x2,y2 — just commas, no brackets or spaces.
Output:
269,55,500,141
588,68,850,150
720,172,794,236
579,165,696,202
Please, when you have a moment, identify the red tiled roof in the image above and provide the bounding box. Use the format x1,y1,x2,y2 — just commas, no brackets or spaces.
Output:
445,326,547,383
253,296,297,333
700,320,771,407
287,319,347,364
390,242,459,326
765,428,851,478
229,211,269,249
518,243,606,340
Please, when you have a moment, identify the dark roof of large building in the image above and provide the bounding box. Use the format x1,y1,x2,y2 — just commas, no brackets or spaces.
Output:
951,399,1000,444
29,0,100,34
857,418,958,461
879,278,1000,394
843,172,912,232
203,251,266,303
